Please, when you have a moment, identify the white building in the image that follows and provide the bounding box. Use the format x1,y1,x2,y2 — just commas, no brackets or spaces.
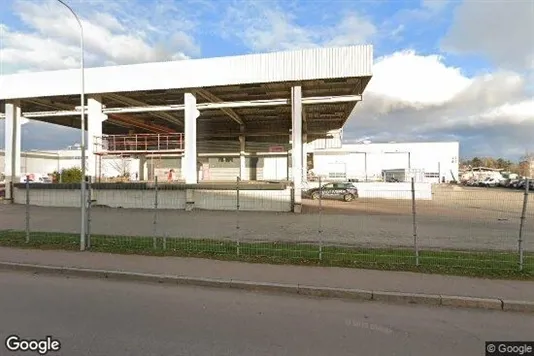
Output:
1,138,459,185
308,139,459,183
0,149,140,181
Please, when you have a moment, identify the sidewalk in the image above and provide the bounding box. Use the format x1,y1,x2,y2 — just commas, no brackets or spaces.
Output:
0,247,533,309
1,247,533,299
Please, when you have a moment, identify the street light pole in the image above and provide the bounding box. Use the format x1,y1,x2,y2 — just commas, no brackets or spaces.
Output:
56,0,86,251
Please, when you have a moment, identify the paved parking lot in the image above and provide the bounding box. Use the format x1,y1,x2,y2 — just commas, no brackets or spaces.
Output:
1,184,532,251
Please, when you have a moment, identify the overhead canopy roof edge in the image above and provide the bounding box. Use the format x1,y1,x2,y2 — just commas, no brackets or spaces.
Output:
0,45,373,100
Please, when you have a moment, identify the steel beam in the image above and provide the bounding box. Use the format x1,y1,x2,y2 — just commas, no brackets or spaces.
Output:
105,93,183,126
11,94,362,118
196,89,244,125
25,99,73,111
197,131,329,137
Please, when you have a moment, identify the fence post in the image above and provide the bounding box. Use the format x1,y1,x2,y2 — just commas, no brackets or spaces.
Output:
163,233,167,251
25,175,30,243
86,177,92,249
411,178,419,266
518,178,529,271
153,176,159,249
236,176,241,256
318,176,323,260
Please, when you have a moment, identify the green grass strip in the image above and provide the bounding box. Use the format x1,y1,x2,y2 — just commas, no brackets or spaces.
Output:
0,230,532,280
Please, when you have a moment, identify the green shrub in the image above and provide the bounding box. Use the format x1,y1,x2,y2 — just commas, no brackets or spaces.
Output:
52,167,83,183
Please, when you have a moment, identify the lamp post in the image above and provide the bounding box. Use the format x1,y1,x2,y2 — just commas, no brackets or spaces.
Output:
56,0,86,251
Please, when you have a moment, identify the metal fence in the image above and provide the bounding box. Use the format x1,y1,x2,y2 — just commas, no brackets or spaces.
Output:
0,176,532,275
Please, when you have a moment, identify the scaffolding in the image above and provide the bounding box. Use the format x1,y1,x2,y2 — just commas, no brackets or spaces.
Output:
94,133,184,182
94,133,184,155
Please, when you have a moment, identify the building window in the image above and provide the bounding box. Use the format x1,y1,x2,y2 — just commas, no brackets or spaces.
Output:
218,157,234,163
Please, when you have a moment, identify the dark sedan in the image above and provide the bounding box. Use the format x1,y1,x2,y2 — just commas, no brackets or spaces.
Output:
304,182,359,202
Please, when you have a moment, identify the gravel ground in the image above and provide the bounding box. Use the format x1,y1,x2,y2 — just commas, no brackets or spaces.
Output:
1,186,532,252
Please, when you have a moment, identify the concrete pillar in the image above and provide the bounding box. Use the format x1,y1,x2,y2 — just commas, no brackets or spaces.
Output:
184,93,199,211
239,125,246,180
302,116,308,184
4,101,22,200
139,156,146,181
291,86,303,213
183,93,199,184
87,95,107,178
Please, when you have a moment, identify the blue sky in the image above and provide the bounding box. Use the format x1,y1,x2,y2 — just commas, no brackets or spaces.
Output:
1,0,533,159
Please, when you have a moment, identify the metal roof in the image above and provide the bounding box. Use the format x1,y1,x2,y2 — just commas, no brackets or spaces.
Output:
0,45,372,100
0,45,373,144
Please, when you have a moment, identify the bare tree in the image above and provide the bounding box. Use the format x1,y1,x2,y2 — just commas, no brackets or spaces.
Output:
519,151,534,177
106,155,131,179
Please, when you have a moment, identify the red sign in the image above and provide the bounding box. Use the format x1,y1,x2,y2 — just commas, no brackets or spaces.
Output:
269,146,285,152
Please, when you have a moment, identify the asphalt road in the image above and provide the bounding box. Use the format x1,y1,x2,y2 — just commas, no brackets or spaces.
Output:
1,204,533,251
1,271,534,356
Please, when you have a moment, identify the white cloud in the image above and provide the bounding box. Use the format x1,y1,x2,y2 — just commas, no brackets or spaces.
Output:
345,51,534,157
367,50,471,105
1,0,532,159
1,0,201,73
219,2,376,52
421,0,450,12
441,0,534,71
325,12,377,47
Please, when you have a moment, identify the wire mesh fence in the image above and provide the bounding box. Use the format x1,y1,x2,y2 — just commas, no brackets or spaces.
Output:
0,175,532,276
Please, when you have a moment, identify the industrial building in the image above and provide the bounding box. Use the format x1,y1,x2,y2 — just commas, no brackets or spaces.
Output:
308,136,459,183
1,45,375,212
1,139,459,184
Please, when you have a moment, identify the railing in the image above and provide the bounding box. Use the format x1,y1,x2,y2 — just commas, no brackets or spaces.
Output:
95,133,184,154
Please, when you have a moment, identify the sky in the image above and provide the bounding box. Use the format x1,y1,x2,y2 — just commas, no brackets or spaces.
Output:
0,0,533,160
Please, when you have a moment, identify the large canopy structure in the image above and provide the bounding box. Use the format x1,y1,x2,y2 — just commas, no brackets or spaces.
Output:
1,45,373,211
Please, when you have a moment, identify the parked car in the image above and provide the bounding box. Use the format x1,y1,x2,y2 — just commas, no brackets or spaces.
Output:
508,179,520,188
304,182,359,202
516,180,526,190
479,177,500,187
465,179,479,186
499,179,510,187
516,179,534,190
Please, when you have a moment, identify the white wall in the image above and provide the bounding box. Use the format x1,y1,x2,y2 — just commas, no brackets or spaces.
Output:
1,150,143,179
309,142,459,183
13,187,292,212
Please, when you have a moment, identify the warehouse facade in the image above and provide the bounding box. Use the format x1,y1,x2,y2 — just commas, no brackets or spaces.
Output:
1,139,459,184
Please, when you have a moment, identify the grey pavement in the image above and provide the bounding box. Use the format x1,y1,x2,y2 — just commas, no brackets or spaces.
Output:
1,271,534,356
1,203,533,251
1,247,533,302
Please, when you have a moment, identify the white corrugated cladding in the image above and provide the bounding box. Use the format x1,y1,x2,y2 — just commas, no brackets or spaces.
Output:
309,142,459,182
0,45,373,100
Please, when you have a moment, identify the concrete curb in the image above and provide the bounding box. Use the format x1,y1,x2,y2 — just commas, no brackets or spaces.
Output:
0,261,532,313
